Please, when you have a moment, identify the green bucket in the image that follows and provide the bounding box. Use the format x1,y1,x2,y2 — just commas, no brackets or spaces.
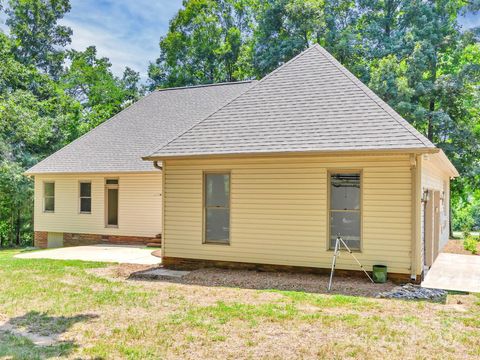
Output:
372,265,387,283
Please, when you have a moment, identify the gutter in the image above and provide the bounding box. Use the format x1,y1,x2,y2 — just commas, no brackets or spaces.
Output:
142,147,439,162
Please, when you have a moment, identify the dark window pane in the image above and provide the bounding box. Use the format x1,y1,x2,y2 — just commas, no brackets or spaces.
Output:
106,179,118,185
330,212,360,250
44,197,54,212
330,174,360,210
107,188,118,225
80,198,91,213
44,182,55,197
206,174,229,207
80,182,91,197
206,208,229,243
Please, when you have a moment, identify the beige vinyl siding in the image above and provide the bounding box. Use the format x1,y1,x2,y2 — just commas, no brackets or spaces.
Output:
422,154,451,250
164,154,414,275
34,172,162,237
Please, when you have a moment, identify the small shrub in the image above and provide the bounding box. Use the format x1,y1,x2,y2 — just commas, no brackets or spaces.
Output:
463,236,478,255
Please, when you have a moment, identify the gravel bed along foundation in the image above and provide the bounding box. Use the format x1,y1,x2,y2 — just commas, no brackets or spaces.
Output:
377,283,447,302
118,265,398,297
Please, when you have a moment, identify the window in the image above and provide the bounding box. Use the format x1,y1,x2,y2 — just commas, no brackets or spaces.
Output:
329,173,361,250
105,179,119,227
204,173,230,244
79,182,92,213
43,182,55,212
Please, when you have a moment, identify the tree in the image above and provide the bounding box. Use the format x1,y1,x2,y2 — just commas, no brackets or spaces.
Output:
5,0,72,78
0,1,142,246
148,0,255,89
61,46,142,134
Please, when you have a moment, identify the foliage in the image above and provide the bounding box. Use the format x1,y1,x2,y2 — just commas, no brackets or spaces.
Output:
0,0,142,247
1,0,479,245
452,201,476,232
61,46,144,133
463,235,478,254
147,0,256,89
150,0,480,232
6,0,72,77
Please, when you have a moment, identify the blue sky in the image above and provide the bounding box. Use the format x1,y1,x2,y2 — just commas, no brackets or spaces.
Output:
60,0,183,79
0,1,478,80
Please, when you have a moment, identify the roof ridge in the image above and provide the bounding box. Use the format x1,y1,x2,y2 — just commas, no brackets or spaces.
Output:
146,45,319,158
312,45,433,148
26,89,161,174
154,80,256,92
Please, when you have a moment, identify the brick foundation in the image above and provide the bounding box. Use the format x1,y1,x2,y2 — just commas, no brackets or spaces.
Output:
34,231,160,248
34,231,48,248
162,256,420,284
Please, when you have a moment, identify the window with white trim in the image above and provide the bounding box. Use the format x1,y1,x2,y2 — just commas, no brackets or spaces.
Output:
204,173,230,244
79,182,92,213
329,173,361,250
43,182,55,212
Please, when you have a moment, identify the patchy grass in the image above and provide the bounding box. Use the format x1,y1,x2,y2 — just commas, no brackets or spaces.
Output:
0,249,479,359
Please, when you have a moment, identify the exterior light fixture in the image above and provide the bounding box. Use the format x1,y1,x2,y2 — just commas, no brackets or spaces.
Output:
421,189,430,203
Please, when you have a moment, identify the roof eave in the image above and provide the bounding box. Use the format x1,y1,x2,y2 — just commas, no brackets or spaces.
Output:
436,150,460,178
143,147,439,161
24,170,159,176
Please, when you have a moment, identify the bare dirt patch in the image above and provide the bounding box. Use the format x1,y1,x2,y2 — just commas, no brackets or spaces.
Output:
443,239,480,255
103,263,396,298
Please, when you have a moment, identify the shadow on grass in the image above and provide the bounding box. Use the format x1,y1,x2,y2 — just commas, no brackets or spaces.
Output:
0,311,99,360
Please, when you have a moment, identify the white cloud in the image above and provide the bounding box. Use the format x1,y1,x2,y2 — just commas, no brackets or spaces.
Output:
60,0,183,79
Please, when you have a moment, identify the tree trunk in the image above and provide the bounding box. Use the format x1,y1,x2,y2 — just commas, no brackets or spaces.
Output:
427,50,437,141
427,99,435,141
16,208,21,246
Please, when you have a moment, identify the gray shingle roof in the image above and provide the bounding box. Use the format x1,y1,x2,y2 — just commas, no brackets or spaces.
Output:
26,81,255,174
148,44,435,159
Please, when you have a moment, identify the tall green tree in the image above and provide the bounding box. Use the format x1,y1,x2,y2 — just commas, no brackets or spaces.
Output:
5,0,72,78
0,0,143,246
0,32,78,247
253,0,362,77
61,46,142,134
148,0,256,89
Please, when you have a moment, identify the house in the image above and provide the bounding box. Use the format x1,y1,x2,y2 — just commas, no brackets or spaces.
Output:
27,44,458,282
26,81,255,247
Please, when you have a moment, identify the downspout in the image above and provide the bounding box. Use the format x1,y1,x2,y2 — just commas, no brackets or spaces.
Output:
152,160,165,259
153,160,163,171
410,154,422,281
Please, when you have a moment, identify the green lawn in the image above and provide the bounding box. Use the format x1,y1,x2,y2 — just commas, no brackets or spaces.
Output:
453,231,480,239
0,249,479,359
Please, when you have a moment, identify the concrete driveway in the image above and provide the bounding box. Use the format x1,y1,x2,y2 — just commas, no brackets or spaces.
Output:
15,244,161,265
422,253,480,293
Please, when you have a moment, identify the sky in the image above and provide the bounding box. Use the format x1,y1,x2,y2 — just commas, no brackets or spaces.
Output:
0,1,478,81
60,0,183,79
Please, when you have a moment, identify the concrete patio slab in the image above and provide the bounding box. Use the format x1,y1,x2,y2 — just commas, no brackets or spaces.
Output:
15,244,161,265
422,253,480,293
